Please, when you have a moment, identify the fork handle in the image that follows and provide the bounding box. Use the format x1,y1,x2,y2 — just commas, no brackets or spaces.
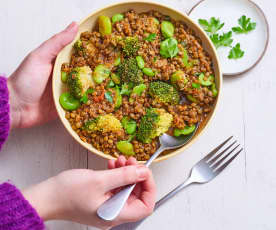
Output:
155,177,193,210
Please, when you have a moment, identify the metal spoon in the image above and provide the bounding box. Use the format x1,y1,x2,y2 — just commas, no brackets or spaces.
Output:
97,125,198,221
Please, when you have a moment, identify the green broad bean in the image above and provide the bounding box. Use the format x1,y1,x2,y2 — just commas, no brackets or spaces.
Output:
174,125,196,137
171,70,187,84
211,83,218,97
116,141,135,155
136,56,145,69
143,67,155,77
114,56,121,66
115,86,122,108
98,16,112,36
61,71,68,83
153,18,160,25
132,84,146,96
59,92,80,111
199,73,212,86
161,21,174,38
93,64,110,84
186,94,198,103
112,13,124,23
121,116,137,135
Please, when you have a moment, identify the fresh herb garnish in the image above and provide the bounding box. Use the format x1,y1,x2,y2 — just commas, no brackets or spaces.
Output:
107,80,115,88
192,83,200,89
160,37,179,58
228,43,245,59
232,15,256,34
104,91,113,103
198,17,225,35
210,31,233,49
144,33,156,42
80,88,94,104
120,83,132,96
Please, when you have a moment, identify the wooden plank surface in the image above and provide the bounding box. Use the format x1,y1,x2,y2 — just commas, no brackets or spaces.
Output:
0,0,275,229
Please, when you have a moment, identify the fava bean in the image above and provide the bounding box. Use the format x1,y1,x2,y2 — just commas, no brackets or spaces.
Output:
143,67,155,77
115,86,122,108
59,92,80,111
174,125,196,136
93,64,110,84
116,141,135,155
114,56,121,66
161,21,174,38
199,73,212,86
136,56,145,69
171,70,187,84
112,13,124,23
98,16,112,36
61,71,68,83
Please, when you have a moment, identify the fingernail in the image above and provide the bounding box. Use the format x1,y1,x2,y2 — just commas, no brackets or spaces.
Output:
65,22,76,31
136,165,148,181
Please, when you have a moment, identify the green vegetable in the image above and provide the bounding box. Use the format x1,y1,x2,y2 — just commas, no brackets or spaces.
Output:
59,92,80,111
121,116,137,135
153,18,159,24
232,15,256,34
117,58,143,85
211,83,218,97
136,56,145,69
120,83,132,96
61,71,68,83
198,73,213,86
67,66,94,99
171,70,187,84
115,86,122,108
111,73,120,84
174,125,196,136
116,141,135,156
129,84,146,103
107,80,115,88
114,56,121,66
137,108,173,143
82,118,98,132
149,81,180,105
98,15,112,36
186,95,198,103
182,49,192,68
192,83,200,89
73,40,83,52
210,31,233,49
122,37,140,57
228,43,244,59
160,38,179,58
93,64,110,84
144,33,156,42
112,13,124,23
105,91,113,103
161,21,174,38
143,67,155,77
80,88,95,104
198,17,224,35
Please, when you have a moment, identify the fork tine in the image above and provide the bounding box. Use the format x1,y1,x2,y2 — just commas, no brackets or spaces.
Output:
211,144,240,169
215,148,243,173
208,141,237,165
203,136,233,161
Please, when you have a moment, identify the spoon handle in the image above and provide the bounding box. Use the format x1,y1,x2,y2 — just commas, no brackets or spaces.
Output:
97,146,166,221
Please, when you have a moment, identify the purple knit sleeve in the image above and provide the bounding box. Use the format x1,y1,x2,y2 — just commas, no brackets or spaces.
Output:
0,76,10,151
0,183,45,230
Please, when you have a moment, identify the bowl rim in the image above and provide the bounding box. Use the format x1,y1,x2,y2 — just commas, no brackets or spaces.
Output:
52,0,223,163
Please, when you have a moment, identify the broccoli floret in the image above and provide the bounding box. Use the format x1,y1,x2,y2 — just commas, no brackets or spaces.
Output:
149,81,180,105
117,58,143,85
122,37,140,57
137,108,173,143
73,39,83,52
67,66,94,99
83,114,122,133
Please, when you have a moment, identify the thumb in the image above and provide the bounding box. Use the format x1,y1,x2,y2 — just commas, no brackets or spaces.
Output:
34,22,78,61
98,165,150,191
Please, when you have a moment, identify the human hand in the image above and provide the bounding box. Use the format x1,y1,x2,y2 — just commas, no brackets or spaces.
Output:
22,156,156,229
8,22,78,129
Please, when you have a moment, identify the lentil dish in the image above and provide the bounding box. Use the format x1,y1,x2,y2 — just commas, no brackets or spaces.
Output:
59,10,218,161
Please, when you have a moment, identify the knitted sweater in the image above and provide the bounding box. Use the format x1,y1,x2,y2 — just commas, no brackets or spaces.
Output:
0,76,45,230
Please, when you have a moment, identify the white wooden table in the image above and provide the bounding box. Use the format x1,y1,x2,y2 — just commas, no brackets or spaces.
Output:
0,0,275,229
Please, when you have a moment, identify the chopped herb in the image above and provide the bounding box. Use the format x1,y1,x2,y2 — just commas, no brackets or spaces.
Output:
120,83,132,96
80,88,94,104
232,15,256,34
228,43,245,59
104,91,113,103
153,57,157,62
160,37,179,58
144,33,156,42
198,17,224,35
192,83,200,89
210,31,233,49
107,80,115,88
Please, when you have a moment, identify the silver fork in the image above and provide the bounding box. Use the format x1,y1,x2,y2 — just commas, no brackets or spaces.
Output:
111,136,242,230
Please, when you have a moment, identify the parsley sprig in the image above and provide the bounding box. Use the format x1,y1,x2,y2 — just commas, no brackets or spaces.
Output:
232,15,257,34
198,17,224,35
228,43,244,59
144,33,156,42
210,31,233,49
